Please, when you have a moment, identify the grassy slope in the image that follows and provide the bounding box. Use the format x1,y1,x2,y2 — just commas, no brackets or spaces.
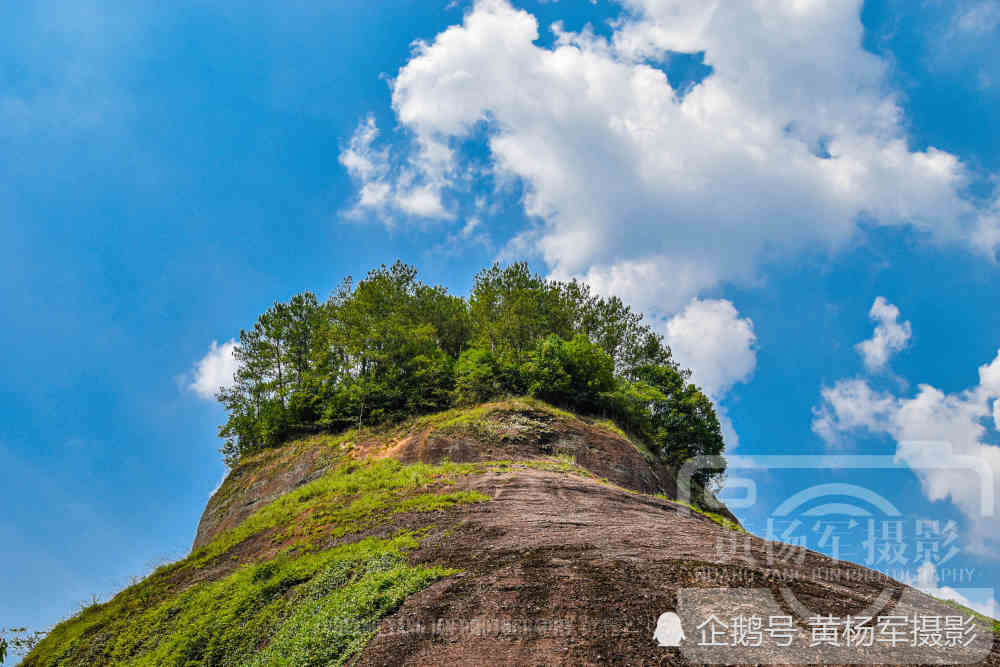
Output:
22,399,738,666
23,457,488,667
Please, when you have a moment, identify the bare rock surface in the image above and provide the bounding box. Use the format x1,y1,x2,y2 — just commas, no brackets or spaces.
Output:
189,403,997,665
356,469,1000,665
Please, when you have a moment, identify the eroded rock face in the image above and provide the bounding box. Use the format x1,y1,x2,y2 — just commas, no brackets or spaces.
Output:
384,410,682,500
193,442,333,550
194,405,734,550
356,469,999,665
187,404,998,665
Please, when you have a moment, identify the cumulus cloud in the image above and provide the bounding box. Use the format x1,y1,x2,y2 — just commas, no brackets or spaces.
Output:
814,302,1000,550
915,0,1000,93
812,378,899,447
189,339,238,400
339,115,453,223
815,365,1000,549
664,299,757,399
909,561,999,619
855,297,912,372
954,0,1000,34
345,0,997,314
662,298,757,449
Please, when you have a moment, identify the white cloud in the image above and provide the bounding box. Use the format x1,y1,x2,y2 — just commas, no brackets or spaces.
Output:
339,114,385,183
189,339,238,401
974,195,1000,257
815,367,1000,548
980,346,1000,395
458,216,482,240
920,0,1000,95
909,561,999,619
664,298,757,399
430,215,492,256
346,0,996,315
811,378,899,447
339,115,453,223
814,299,1000,549
954,0,1000,35
855,297,912,372
662,298,757,449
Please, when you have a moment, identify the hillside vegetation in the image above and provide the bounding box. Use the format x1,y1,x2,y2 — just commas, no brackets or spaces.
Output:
21,265,1000,666
20,263,738,665
216,261,725,487
22,400,737,666
24,399,999,666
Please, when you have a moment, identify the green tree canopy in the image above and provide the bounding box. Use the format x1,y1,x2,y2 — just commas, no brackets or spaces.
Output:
214,261,727,487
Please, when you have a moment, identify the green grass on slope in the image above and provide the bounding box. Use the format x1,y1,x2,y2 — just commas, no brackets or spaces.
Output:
23,458,490,667
26,534,452,667
24,401,743,666
188,457,489,567
654,495,746,533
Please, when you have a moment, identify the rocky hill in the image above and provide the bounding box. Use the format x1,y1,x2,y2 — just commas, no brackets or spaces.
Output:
22,399,1000,665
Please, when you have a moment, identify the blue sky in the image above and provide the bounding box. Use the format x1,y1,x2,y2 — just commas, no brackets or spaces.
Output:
3,0,1000,631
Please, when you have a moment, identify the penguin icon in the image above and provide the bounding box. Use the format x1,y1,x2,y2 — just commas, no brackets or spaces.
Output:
653,612,685,647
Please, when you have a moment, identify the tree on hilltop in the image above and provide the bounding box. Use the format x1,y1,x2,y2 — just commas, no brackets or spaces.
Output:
214,261,726,487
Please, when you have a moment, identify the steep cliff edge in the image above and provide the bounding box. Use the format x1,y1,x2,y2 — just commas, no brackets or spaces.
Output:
22,400,999,666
